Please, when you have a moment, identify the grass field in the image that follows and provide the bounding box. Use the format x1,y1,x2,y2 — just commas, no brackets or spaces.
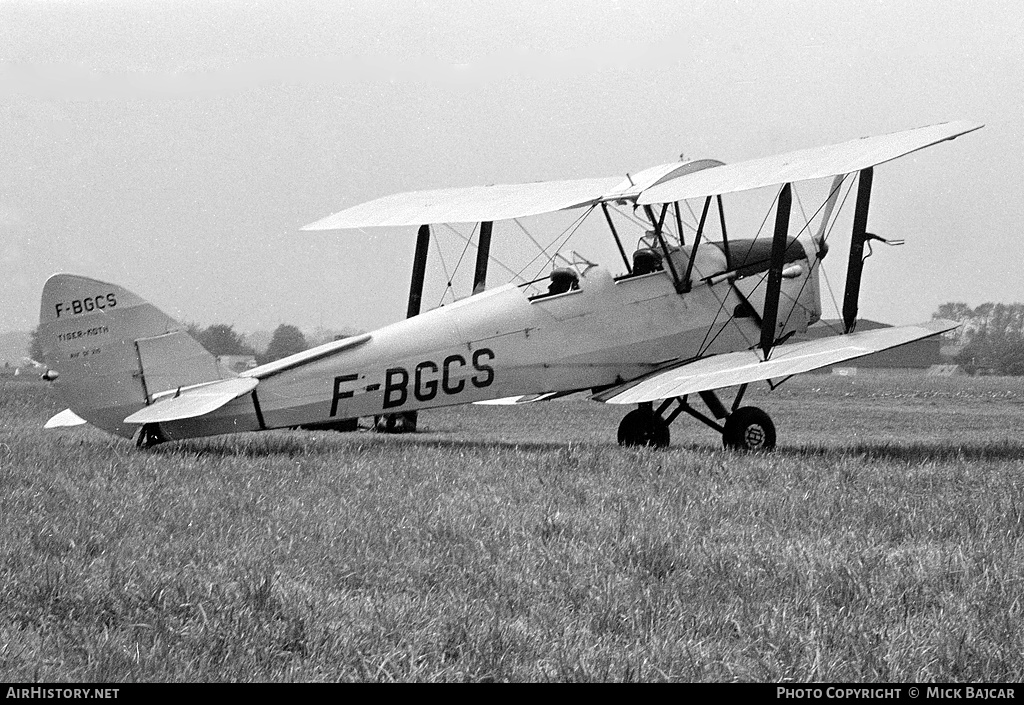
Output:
1,373,1023,682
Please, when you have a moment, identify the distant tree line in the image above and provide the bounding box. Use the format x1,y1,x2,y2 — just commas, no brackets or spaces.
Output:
185,323,256,357
936,302,1024,375
28,327,44,363
257,324,310,364
186,323,311,364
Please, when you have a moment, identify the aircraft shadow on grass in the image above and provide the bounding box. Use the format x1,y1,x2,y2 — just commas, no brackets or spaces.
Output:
149,427,580,460
144,426,1024,464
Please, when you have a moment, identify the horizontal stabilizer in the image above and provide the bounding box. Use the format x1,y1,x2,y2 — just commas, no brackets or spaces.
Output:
124,377,259,424
44,409,88,428
594,319,958,405
638,121,983,203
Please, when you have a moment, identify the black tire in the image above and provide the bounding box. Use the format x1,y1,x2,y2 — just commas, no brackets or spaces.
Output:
722,406,776,451
617,408,670,448
374,411,418,434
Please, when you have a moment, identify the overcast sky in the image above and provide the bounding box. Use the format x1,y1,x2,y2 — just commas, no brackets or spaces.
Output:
2,0,1021,334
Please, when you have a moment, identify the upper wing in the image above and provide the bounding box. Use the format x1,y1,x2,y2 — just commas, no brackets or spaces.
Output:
637,121,983,204
302,177,623,230
594,320,957,405
301,159,727,231
303,121,980,230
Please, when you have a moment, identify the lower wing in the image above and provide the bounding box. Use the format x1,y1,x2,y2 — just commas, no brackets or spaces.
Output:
594,319,957,405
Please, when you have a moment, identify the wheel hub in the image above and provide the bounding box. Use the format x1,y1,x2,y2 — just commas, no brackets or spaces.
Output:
744,424,765,448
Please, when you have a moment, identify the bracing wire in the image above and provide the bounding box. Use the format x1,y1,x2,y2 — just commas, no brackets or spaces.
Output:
774,176,852,335
696,271,764,357
523,218,592,289
514,205,596,282
606,203,671,242
699,175,857,357
434,223,478,304
512,218,549,257
819,266,846,336
733,186,784,273
820,177,857,246
429,229,456,306
793,175,858,328
439,222,525,283
451,222,478,274
813,174,859,330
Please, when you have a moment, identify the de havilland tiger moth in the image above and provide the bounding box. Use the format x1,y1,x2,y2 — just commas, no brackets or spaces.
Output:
37,121,982,450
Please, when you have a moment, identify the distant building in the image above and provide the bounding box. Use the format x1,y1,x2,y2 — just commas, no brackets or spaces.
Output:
217,355,257,375
792,319,944,372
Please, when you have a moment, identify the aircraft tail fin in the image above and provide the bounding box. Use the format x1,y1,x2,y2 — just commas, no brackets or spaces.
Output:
38,274,223,438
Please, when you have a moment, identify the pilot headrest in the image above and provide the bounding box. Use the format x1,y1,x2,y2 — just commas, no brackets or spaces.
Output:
632,248,663,273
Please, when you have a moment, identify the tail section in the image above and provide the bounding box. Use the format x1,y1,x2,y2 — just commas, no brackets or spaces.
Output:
39,274,222,438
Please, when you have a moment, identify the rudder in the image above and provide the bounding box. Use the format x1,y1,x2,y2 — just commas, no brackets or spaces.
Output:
39,274,222,438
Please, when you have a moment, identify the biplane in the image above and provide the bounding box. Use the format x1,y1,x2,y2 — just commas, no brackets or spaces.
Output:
38,121,981,450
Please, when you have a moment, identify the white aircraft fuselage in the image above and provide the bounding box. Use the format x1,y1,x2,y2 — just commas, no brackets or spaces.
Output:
152,236,819,441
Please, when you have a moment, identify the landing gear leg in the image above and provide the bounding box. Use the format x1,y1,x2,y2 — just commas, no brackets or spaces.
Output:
615,385,777,452
134,423,167,449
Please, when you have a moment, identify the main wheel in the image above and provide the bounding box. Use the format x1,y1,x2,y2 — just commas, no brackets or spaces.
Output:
617,408,670,448
374,411,418,434
722,406,776,451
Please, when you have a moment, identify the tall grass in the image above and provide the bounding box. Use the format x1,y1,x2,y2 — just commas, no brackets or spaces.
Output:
1,375,1022,681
